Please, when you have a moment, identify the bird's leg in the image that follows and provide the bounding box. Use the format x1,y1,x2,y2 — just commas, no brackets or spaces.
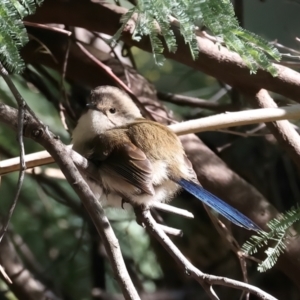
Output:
121,198,130,209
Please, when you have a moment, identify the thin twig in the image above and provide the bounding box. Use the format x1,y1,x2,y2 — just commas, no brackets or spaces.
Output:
145,107,177,124
217,128,269,138
157,224,183,237
92,31,123,64
60,36,76,124
27,34,59,65
0,264,12,284
0,63,26,242
76,41,154,120
134,207,277,300
203,206,251,300
157,91,233,112
0,157,25,243
270,40,300,56
238,253,250,300
58,103,69,131
152,202,194,219
0,62,49,133
24,21,72,36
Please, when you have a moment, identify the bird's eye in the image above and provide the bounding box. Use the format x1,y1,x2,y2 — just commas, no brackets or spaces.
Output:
109,108,116,114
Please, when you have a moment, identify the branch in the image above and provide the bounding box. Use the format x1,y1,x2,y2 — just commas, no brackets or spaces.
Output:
2,104,300,175
248,89,300,170
157,224,183,237
134,207,277,300
0,149,64,175
0,103,140,300
157,92,234,112
23,21,72,36
0,233,61,300
152,202,194,219
169,104,300,136
25,0,300,102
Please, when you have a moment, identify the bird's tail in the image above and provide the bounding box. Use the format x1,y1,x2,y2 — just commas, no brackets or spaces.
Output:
177,179,261,231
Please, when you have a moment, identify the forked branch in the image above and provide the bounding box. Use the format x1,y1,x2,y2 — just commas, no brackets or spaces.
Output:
134,207,277,300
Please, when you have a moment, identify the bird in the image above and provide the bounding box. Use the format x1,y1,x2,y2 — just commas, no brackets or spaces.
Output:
72,86,260,231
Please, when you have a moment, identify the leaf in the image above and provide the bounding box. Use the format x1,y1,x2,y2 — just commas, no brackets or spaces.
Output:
242,206,300,272
114,0,281,74
0,0,43,73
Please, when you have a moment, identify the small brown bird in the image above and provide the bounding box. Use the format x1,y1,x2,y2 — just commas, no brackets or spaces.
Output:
72,86,259,230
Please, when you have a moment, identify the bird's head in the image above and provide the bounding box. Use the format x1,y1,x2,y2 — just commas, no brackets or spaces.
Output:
86,86,142,128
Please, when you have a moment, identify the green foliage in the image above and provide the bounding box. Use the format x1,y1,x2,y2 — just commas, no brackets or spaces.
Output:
115,0,281,74
242,206,300,272
0,0,43,73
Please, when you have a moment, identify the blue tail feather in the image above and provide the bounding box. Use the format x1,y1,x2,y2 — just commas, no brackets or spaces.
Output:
178,179,261,231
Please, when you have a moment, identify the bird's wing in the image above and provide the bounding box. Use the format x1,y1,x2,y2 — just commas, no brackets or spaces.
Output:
87,130,155,196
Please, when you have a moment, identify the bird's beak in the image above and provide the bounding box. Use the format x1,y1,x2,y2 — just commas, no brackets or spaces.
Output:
86,103,107,114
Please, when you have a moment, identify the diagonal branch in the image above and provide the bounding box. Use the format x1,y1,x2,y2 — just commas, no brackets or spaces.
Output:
248,89,300,170
0,103,140,300
134,207,277,300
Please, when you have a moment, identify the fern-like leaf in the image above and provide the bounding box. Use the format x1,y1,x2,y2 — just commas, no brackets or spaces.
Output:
115,0,281,75
0,0,43,73
257,232,286,272
242,206,300,272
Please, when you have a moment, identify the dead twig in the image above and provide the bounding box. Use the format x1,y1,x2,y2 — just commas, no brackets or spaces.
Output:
0,63,26,243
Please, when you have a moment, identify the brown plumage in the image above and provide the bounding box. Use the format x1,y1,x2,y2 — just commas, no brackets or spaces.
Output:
88,120,196,197
72,86,260,230
72,86,196,207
